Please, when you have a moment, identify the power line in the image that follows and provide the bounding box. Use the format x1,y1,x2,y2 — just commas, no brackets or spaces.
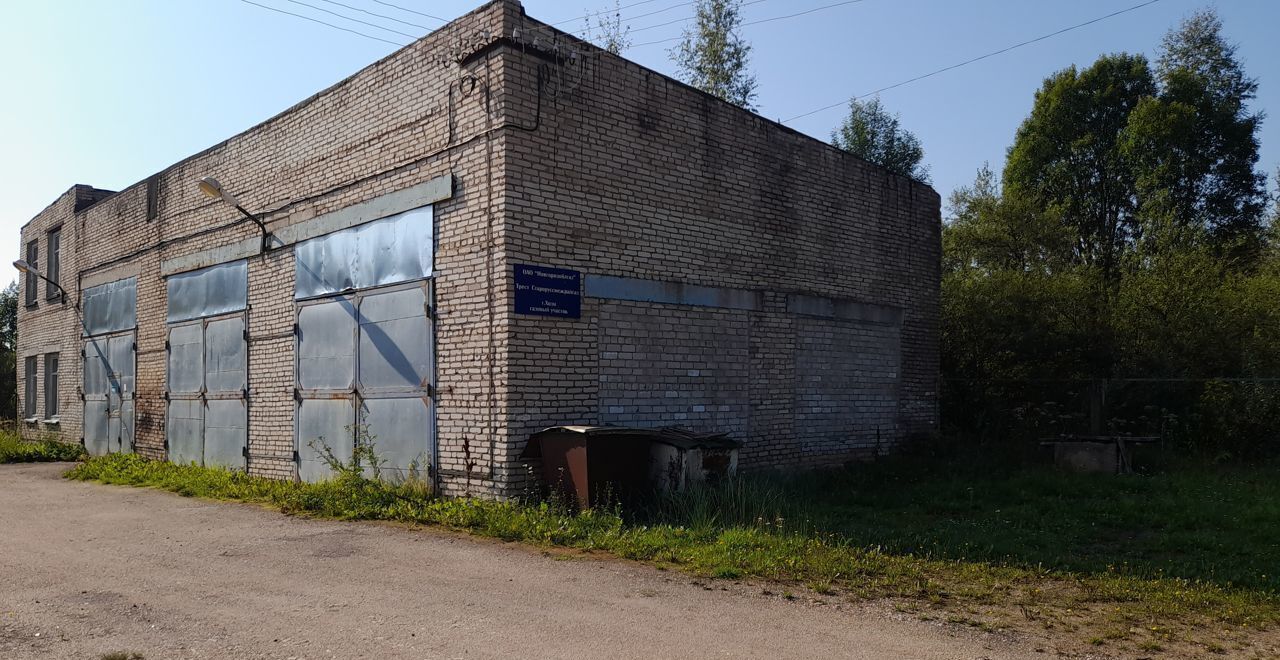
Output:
742,0,866,28
549,0,664,27
281,0,420,38
367,0,447,23
783,0,1164,123
628,0,769,36
237,0,407,46
313,0,434,31
631,0,848,46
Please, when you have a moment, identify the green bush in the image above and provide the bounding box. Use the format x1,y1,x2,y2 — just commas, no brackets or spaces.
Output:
0,431,85,463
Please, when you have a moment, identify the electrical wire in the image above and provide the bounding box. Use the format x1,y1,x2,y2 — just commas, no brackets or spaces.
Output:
548,0,664,27
367,0,447,23
236,0,407,46
281,0,419,38
312,0,434,30
628,0,769,36
782,0,1164,123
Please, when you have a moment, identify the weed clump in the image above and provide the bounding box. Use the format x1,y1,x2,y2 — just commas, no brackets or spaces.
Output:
0,431,85,463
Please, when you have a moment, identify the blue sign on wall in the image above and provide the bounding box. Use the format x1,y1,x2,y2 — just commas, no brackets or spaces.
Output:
514,264,582,318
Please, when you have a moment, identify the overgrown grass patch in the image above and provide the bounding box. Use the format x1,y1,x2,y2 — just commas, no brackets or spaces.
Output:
0,430,85,463
66,451,1280,656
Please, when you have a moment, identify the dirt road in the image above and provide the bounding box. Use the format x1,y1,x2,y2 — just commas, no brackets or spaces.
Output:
0,462,1023,659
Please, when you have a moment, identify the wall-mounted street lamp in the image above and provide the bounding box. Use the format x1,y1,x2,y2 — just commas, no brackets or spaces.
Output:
12,259,69,301
198,176,273,252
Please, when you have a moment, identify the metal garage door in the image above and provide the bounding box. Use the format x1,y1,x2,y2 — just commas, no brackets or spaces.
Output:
82,278,137,456
165,262,248,469
293,205,435,482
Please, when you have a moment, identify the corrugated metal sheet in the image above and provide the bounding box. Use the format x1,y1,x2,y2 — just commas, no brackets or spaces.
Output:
82,277,136,337
166,261,248,323
294,206,433,300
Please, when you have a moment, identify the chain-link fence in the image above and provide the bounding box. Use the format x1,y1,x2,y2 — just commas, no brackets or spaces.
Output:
942,377,1280,461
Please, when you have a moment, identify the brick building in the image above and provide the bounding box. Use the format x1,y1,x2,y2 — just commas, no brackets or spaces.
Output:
15,0,940,497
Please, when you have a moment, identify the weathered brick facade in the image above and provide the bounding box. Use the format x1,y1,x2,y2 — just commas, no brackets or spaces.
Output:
17,0,939,498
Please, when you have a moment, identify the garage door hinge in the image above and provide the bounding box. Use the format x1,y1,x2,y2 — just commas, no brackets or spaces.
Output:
292,323,299,336
426,384,437,397
163,438,169,450
79,348,86,359
242,446,249,458
165,340,171,352
292,388,301,402
293,450,300,464
79,437,85,448
162,391,170,401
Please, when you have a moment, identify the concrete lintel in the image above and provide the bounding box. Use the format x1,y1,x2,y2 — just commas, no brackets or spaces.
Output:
161,236,259,277
585,275,763,311
159,174,454,277
81,262,142,289
787,293,903,326
272,174,453,247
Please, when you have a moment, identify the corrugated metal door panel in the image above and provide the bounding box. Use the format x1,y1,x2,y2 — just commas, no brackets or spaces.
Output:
357,286,432,392
205,399,246,469
107,334,135,454
361,397,432,482
297,399,355,482
297,298,357,391
83,331,135,455
295,281,433,482
204,317,246,392
166,399,204,466
83,400,110,456
167,323,204,394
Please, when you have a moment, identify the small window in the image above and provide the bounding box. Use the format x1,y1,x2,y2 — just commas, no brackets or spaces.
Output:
24,240,38,307
46,229,61,301
23,356,37,419
44,353,59,419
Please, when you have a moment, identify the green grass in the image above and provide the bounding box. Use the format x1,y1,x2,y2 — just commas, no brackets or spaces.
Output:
648,452,1280,593
0,430,86,463
65,451,1280,653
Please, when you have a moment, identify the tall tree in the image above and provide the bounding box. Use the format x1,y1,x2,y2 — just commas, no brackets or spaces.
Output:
584,0,631,55
0,281,16,353
831,97,930,182
945,165,1072,274
1134,8,1268,256
0,281,16,419
1003,54,1156,279
670,0,757,109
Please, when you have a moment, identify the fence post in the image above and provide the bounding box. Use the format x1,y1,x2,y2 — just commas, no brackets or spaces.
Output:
1089,379,1108,436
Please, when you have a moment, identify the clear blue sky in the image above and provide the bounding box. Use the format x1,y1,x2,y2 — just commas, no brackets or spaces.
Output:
2,0,1277,274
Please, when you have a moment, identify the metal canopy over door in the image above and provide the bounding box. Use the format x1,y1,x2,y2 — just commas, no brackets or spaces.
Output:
293,205,435,482
82,278,137,456
165,262,248,468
